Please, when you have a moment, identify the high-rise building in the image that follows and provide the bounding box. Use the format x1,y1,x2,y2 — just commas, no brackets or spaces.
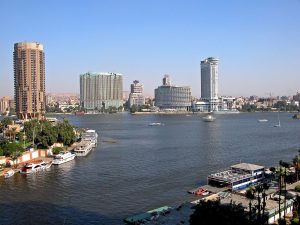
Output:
155,75,191,111
201,57,219,111
14,42,45,119
129,80,145,107
80,72,123,110
0,96,11,114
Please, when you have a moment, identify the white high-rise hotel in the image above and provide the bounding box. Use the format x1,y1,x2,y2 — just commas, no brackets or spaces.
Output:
201,57,219,111
80,72,123,110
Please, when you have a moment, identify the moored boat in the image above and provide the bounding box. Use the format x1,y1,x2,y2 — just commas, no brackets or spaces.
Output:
20,160,50,174
4,169,15,178
52,151,76,165
73,142,94,157
81,130,98,147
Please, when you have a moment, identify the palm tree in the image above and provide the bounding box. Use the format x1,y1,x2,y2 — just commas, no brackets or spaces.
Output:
262,182,270,224
278,160,283,220
280,161,290,219
293,150,300,181
246,188,255,221
255,184,264,222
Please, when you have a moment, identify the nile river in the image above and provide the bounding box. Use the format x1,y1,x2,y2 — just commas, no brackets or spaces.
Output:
1,112,300,225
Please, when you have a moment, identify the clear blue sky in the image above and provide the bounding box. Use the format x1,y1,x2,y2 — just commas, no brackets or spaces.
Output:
1,0,300,97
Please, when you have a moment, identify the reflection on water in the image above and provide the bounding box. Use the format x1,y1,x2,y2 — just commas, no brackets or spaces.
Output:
1,112,300,225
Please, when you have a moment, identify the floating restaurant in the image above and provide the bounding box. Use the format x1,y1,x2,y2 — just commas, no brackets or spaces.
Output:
207,163,265,190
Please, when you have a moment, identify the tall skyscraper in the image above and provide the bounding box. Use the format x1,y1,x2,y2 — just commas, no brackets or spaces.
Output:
80,72,123,110
201,57,219,111
14,42,45,119
129,80,145,107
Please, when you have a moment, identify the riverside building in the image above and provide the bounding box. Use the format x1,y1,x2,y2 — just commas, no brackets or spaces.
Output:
129,80,145,107
201,57,220,112
80,72,123,110
154,75,191,111
14,42,46,120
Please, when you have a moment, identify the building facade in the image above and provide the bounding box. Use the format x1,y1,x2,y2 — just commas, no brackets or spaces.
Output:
129,80,145,107
0,96,11,114
80,72,123,110
201,57,219,111
14,42,45,120
154,75,191,111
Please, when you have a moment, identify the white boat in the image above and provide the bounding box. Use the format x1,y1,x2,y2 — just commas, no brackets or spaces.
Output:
4,169,15,178
274,112,281,127
258,119,268,122
40,161,52,169
148,122,164,126
73,142,94,156
20,160,51,174
213,109,240,114
52,151,76,165
81,130,98,147
202,115,215,122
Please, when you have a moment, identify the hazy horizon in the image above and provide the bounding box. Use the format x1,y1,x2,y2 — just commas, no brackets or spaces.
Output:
1,0,300,98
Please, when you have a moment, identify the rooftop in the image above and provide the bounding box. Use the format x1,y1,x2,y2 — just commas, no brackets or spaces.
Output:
231,163,264,171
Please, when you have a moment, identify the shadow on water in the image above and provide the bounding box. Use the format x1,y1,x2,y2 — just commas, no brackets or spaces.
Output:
0,202,120,225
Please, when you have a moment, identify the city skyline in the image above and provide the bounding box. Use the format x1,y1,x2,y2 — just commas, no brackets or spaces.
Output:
1,0,300,97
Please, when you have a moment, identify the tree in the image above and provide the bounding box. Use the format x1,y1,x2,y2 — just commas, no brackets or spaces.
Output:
52,147,63,154
190,200,257,225
10,150,21,168
56,120,76,146
130,104,138,113
293,151,300,181
280,161,290,219
246,188,255,221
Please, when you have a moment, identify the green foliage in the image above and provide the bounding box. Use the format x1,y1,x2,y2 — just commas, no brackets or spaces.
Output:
0,146,3,156
35,121,58,148
292,217,300,225
52,147,63,155
23,119,76,148
0,141,24,157
0,117,13,126
295,185,300,192
241,104,257,112
130,104,138,113
0,117,13,132
56,120,76,146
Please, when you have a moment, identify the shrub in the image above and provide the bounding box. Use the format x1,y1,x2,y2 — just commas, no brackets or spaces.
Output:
295,185,300,192
52,147,63,155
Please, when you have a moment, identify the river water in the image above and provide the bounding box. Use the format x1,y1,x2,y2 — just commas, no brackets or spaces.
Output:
1,112,300,225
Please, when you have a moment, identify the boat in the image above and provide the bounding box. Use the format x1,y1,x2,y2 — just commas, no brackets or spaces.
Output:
258,119,268,122
41,161,53,169
4,169,15,178
212,109,240,114
148,122,164,126
81,130,98,147
20,160,50,174
274,112,281,127
202,115,215,122
73,142,94,156
52,151,76,165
